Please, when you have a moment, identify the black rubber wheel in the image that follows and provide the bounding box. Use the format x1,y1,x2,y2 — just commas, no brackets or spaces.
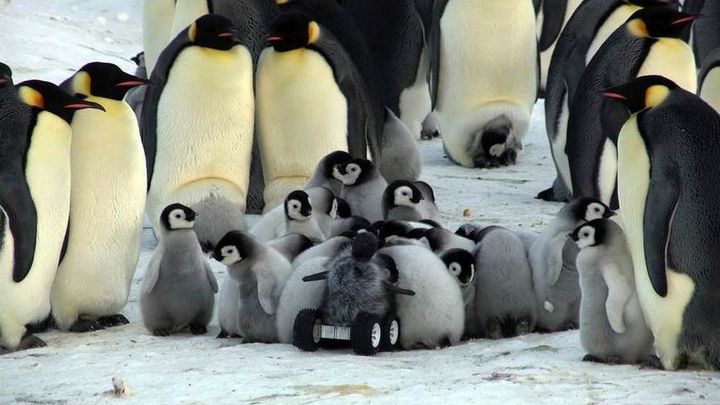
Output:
351,313,383,356
380,316,401,352
293,309,322,352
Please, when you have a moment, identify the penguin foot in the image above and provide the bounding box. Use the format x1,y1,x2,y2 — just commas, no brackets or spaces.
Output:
439,336,452,348
515,319,532,336
25,315,55,333
97,314,129,328
17,334,47,351
640,355,665,370
217,330,229,339
582,354,607,363
564,322,579,331
485,319,504,340
152,328,172,337
69,319,105,333
189,324,207,335
420,130,439,140
536,187,556,201
499,149,518,166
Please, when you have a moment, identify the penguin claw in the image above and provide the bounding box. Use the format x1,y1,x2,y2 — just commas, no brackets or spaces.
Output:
582,354,606,363
17,335,47,350
69,319,105,333
152,328,172,337
640,355,665,370
97,314,129,327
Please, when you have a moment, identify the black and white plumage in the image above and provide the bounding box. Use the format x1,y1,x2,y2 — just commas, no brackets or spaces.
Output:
141,204,218,337
572,219,653,364
304,151,353,196
284,190,327,242
334,159,387,222
383,180,442,224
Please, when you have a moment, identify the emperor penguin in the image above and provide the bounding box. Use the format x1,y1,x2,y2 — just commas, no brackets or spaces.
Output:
304,150,353,196
0,81,104,351
690,0,720,68
698,48,720,113
540,0,680,202
382,180,442,225
429,0,537,168
212,230,294,343
567,8,697,210
51,63,148,332
142,0,177,74
143,14,254,250
257,9,385,209
334,159,387,222
341,0,430,138
141,204,218,336
537,0,584,94
571,219,654,365
609,75,720,370
530,198,615,332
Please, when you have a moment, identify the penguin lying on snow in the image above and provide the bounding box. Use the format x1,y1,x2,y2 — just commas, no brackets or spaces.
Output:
141,204,218,337
572,219,654,365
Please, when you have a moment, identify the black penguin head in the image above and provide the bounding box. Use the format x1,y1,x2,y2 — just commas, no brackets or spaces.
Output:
160,203,197,231
16,80,105,123
567,197,615,223
626,8,697,39
188,14,237,51
285,190,313,221
440,249,476,287
0,62,12,88
212,230,254,266
69,62,147,100
321,150,353,178
602,75,678,114
384,180,424,209
351,231,380,262
267,10,320,52
570,219,608,250
333,159,375,186
332,197,352,219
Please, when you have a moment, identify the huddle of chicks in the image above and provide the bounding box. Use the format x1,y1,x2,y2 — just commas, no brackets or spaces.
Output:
141,150,653,362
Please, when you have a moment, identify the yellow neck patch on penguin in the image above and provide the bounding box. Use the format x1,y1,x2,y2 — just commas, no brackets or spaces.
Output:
18,86,44,109
71,71,92,97
627,19,650,38
308,21,320,45
645,85,670,109
188,21,198,42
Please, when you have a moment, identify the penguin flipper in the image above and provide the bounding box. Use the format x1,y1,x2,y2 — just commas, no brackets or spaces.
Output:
0,180,38,283
546,233,567,285
601,261,631,334
428,0,448,110
204,261,219,294
538,0,569,52
643,162,679,298
141,246,164,294
256,270,277,315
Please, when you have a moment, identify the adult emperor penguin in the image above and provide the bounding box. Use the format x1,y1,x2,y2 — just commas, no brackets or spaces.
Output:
51,63,148,332
537,0,584,93
256,9,383,209
142,0,177,74
143,14,254,250
566,8,697,210
698,48,720,112
540,0,680,202
609,75,720,370
0,81,103,351
690,0,720,68
429,0,537,168
341,0,430,137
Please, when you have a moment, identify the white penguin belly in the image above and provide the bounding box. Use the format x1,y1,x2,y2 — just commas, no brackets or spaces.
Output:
539,0,583,90
0,113,72,348
148,45,255,228
553,90,573,193
143,0,176,74
51,98,147,328
399,47,432,138
586,5,641,64
256,49,348,207
637,39,697,93
436,0,537,167
700,68,720,113
617,116,695,370
598,138,617,205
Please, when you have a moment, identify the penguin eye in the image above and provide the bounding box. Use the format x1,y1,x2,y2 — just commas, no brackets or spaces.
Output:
583,232,590,238
292,203,299,210
594,207,600,213
175,214,182,219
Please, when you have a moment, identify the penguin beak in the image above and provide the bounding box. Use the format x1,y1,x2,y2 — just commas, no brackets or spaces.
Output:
64,100,106,112
606,211,617,218
568,233,579,242
601,92,628,101
217,31,235,38
390,286,416,296
671,15,698,26
114,76,148,89
266,35,284,44
210,252,222,261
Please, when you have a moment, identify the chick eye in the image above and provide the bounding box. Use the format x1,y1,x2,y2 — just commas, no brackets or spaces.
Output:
583,232,589,237
175,214,182,219
595,207,600,212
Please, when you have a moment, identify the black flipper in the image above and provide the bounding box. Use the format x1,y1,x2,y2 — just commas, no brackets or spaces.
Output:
58,218,70,265
373,253,398,282
538,0,569,52
643,157,679,298
429,0,449,110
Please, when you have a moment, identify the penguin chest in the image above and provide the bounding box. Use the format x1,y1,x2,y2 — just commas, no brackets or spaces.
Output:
585,5,640,64
154,45,255,198
637,39,697,93
700,67,720,113
256,49,349,182
437,0,537,115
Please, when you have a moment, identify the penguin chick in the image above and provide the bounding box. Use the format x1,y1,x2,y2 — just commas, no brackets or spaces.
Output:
140,204,218,337
378,245,465,349
379,108,422,183
293,235,352,269
304,150,353,196
472,226,537,339
284,190,326,242
423,227,476,254
212,230,293,343
420,111,440,140
250,187,332,242
571,219,653,364
383,180,442,224
530,197,615,332
440,248,477,336
266,233,314,262
334,159,387,222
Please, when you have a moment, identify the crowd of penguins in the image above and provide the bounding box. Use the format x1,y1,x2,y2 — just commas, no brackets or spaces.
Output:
1,0,720,373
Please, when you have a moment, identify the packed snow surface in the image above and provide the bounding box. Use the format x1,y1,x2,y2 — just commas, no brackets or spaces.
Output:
1,1,718,404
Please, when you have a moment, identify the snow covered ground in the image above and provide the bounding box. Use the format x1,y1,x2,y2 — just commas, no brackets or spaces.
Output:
1,1,719,404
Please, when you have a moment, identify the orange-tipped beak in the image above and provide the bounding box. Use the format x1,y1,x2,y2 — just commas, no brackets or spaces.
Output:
114,79,147,88
65,102,106,112
672,15,698,26
217,32,234,38
602,92,628,101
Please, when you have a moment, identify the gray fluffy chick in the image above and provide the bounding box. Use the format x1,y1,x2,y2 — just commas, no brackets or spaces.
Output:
141,204,218,336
